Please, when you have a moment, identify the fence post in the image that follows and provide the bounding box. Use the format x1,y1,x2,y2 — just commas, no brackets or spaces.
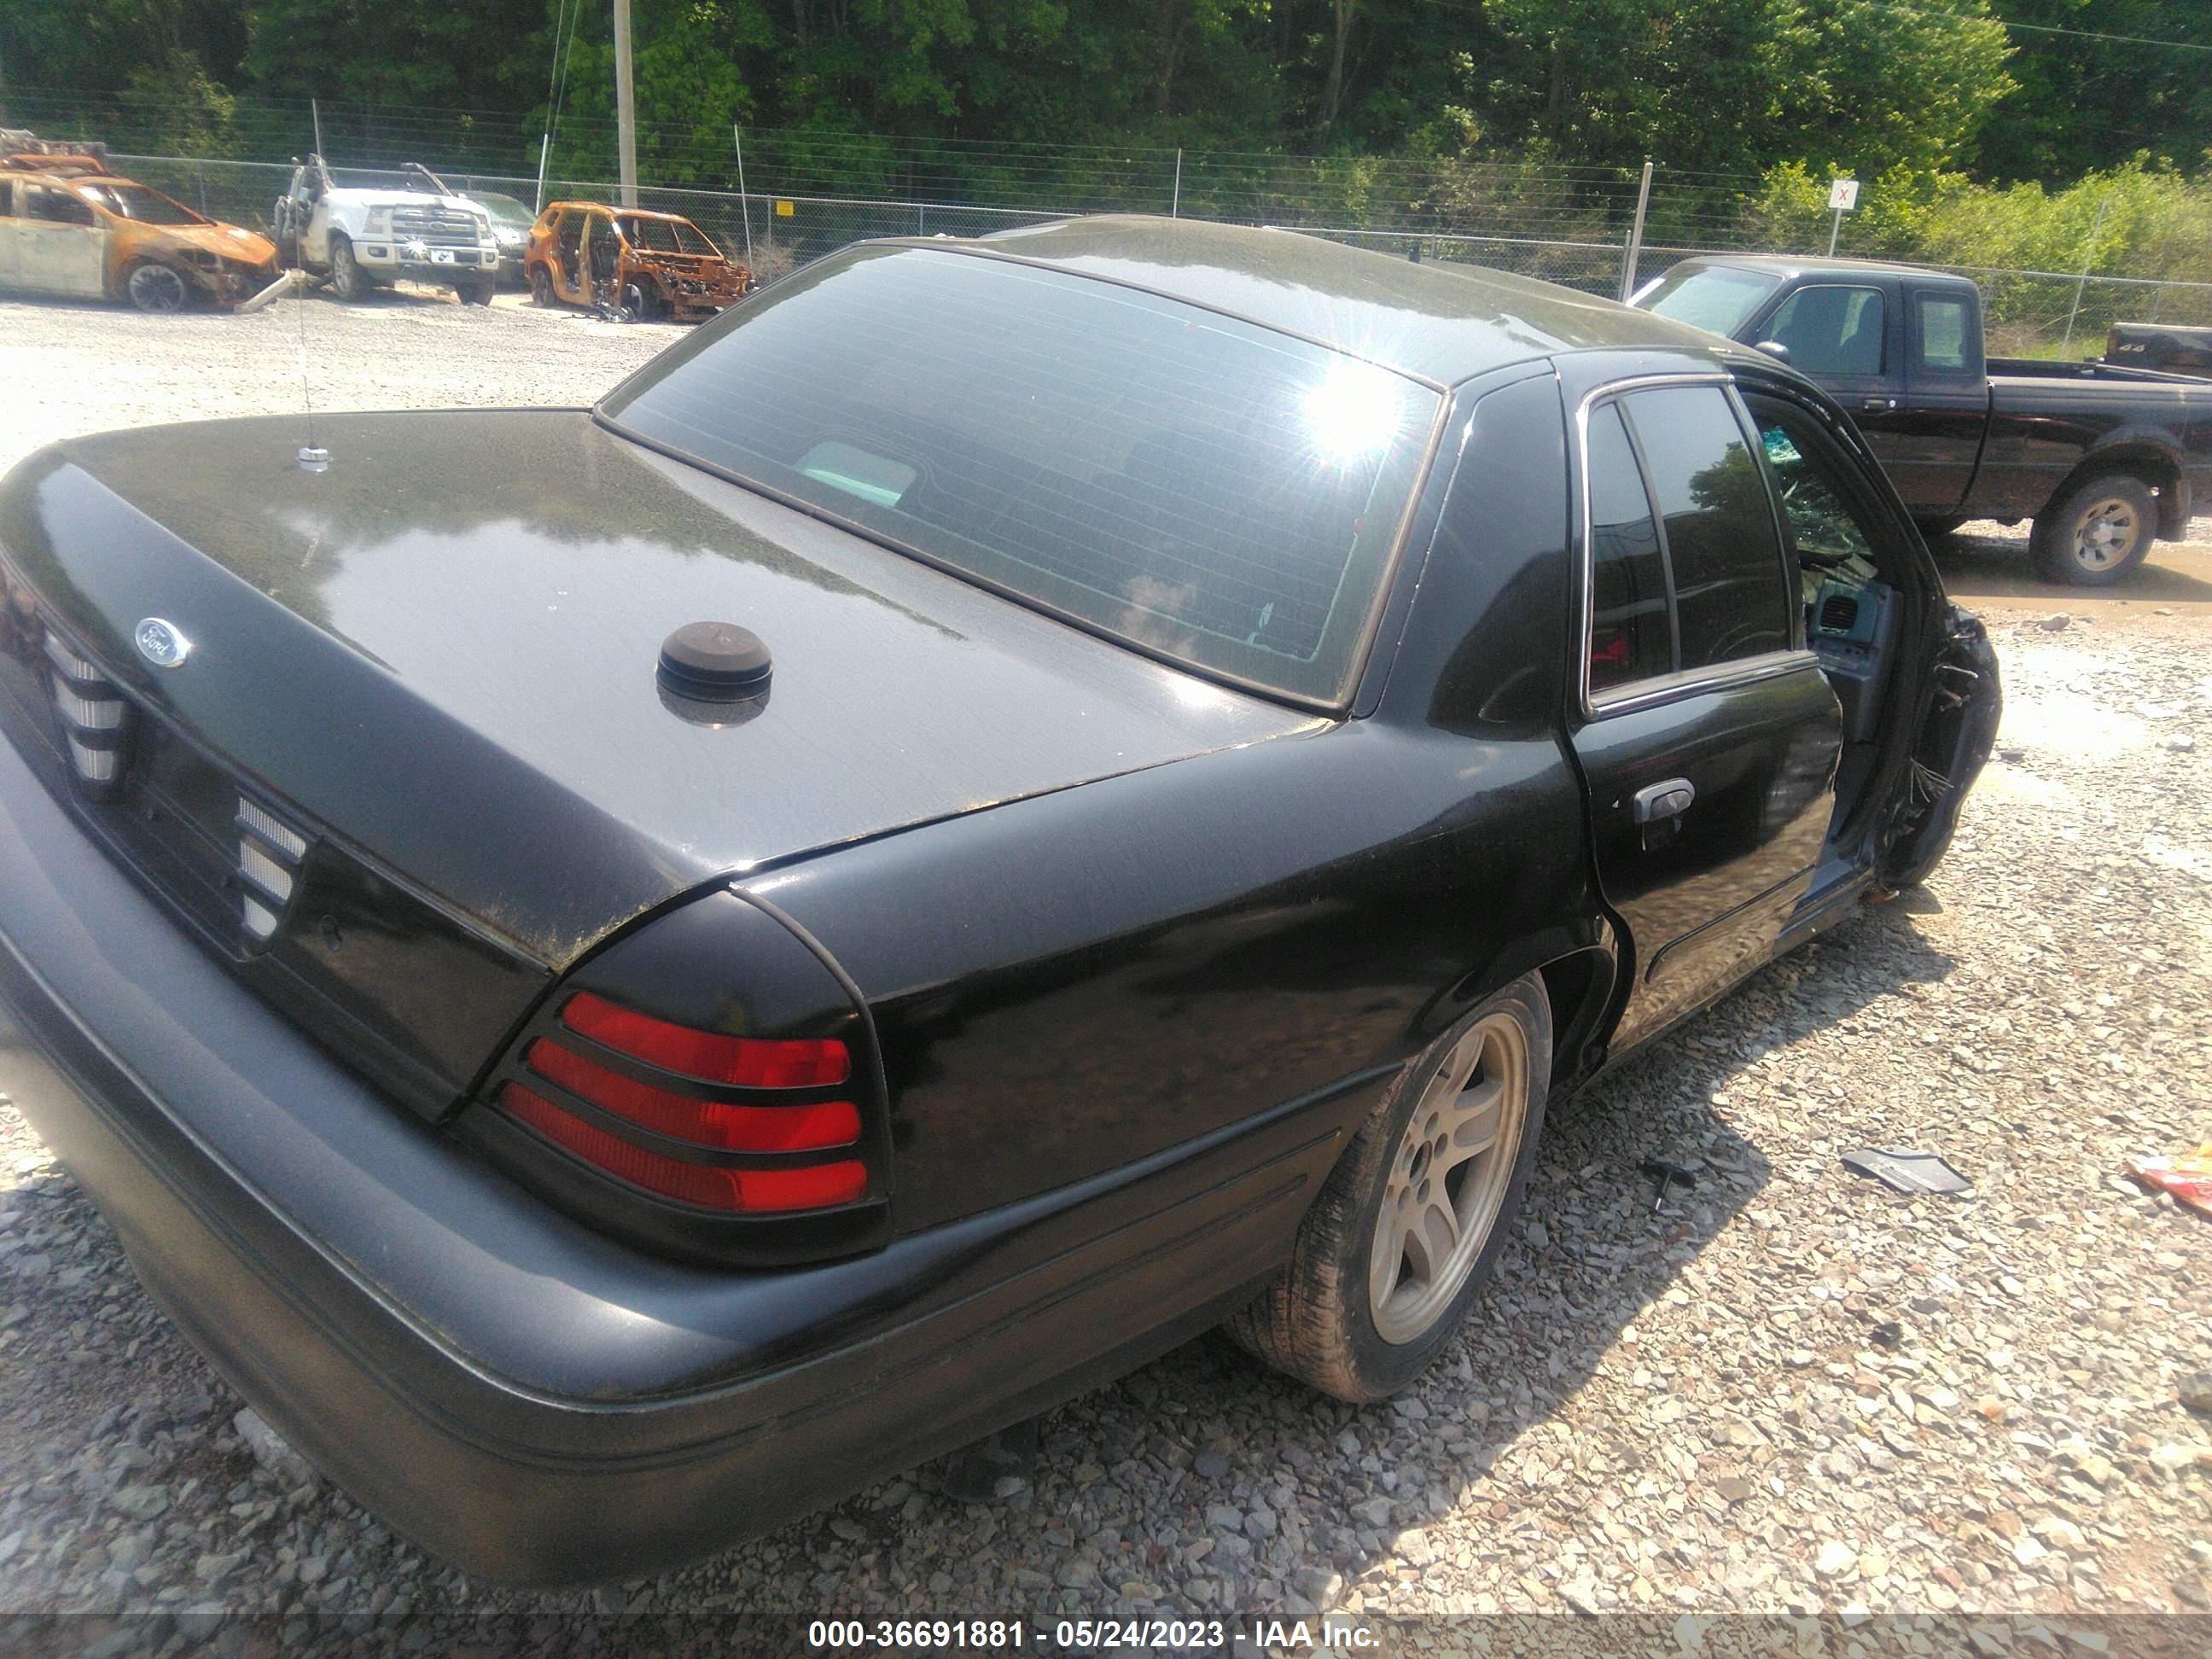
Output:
1616,160,1653,302
732,127,755,265
734,125,760,266
534,131,550,215
1172,148,1182,218
2060,195,2111,359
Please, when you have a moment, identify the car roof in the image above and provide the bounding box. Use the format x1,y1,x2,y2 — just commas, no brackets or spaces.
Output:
544,201,695,225
1,154,110,175
928,214,1738,386
1663,252,1981,291
7,168,160,197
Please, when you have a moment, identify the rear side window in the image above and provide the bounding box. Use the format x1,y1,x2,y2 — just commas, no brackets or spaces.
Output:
605,246,1441,703
1583,384,1794,701
1586,405,1672,690
1625,387,1791,671
1765,286,1884,376
1913,294,1976,376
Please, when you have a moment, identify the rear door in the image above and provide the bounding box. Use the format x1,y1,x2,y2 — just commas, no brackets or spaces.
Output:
1859,283,1991,515
16,183,107,297
552,210,587,302
1569,375,1842,1056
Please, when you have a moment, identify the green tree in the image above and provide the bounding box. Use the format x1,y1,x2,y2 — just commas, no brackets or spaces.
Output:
1971,0,2212,183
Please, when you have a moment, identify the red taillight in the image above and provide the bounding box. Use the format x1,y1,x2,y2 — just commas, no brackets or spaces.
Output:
526,1039,859,1151
562,991,850,1087
500,1084,867,1214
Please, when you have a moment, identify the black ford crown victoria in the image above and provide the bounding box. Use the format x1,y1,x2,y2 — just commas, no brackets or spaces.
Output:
0,217,1998,1583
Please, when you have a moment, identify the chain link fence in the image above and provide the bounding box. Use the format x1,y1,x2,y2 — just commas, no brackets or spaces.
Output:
68,135,2212,360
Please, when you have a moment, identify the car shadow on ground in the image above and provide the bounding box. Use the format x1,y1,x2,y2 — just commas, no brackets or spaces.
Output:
0,897,1956,1616
1934,529,2212,608
637,897,1962,1613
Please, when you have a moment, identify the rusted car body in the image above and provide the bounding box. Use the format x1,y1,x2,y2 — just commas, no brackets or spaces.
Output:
525,201,750,321
0,156,279,312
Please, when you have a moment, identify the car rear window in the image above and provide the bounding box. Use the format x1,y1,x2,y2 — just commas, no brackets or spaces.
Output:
602,245,1441,704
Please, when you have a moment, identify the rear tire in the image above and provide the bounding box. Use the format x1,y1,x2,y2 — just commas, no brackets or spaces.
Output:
1224,975,1551,1402
2032,474,2157,586
125,262,189,313
329,235,370,303
457,278,494,306
1914,515,1965,542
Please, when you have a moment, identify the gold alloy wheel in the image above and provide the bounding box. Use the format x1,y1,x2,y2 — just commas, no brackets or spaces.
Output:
1366,1009,1530,1345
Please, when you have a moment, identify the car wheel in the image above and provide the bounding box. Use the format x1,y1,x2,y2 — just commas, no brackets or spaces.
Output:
620,281,656,323
125,263,190,313
457,279,494,306
1914,515,1965,542
329,236,370,303
2032,474,2157,586
529,265,556,306
1224,975,1551,1402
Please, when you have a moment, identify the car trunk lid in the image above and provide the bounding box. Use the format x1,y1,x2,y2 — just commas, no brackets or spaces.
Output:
0,410,1316,983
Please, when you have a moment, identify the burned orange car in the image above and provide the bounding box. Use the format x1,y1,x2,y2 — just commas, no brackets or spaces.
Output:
525,202,750,321
0,156,279,311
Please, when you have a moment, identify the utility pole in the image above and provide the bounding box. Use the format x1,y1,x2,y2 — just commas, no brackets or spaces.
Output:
614,0,638,207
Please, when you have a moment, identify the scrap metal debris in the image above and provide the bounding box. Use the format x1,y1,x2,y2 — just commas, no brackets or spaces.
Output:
1640,1157,1700,1213
1842,1147,1972,1196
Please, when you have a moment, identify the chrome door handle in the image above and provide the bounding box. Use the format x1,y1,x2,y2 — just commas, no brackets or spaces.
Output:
1632,778,1696,824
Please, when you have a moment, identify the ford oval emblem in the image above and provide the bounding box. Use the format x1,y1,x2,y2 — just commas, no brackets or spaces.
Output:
133,618,192,669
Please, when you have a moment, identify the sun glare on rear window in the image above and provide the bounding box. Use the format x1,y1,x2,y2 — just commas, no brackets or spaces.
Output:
601,246,1441,704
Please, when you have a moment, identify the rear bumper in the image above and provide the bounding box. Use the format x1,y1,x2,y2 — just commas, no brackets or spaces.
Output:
0,729,1359,1584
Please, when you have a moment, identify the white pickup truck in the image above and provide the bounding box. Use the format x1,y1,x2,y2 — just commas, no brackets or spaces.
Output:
271,156,499,304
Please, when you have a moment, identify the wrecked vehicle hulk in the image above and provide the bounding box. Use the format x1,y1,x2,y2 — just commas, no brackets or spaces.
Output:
0,154,279,312
526,201,751,320
271,156,500,305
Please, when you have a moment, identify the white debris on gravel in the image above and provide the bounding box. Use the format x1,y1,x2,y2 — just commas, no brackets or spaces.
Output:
230,1410,315,1493
2,295,2210,1623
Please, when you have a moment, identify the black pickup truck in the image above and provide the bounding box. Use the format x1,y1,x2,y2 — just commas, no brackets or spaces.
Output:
1636,255,2212,585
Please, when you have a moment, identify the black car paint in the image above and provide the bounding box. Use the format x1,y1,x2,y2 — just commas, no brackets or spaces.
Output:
1646,256,2212,536
0,221,1994,1580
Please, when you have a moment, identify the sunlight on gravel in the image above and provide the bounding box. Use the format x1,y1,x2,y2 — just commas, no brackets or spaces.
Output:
0,296,2208,1623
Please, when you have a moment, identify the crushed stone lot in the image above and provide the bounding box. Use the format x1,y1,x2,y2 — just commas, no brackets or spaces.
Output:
1,291,2209,1628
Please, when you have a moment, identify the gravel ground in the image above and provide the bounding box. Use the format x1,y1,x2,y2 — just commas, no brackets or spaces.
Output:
1,292,2209,1630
